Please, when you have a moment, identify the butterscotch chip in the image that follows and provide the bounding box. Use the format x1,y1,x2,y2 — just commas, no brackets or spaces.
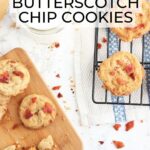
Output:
97,51,144,96
0,59,30,96
19,94,56,129
111,0,150,42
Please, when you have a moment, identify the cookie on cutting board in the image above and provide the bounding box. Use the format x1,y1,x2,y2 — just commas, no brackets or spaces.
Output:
19,94,56,129
0,59,30,96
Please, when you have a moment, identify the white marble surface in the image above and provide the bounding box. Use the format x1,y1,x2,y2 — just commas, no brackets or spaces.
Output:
1,14,150,150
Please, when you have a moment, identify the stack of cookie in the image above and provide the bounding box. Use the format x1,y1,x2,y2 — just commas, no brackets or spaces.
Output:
0,59,57,149
0,59,30,120
0,59,57,131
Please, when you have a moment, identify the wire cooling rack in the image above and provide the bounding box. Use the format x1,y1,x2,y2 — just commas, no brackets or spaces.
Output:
92,28,150,106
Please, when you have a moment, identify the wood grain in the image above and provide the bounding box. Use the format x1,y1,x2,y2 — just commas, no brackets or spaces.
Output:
0,48,83,150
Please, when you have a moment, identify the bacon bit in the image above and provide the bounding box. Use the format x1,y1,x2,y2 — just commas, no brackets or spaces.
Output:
134,24,145,30
124,64,134,74
140,120,143,123
110,71,115,76
129,73,135,80
116,60,123,66
31,97,37,103
55,42,60,48
97,43,102,49
0,71,9,83
113,141,125,149
102,37,107,43
52,85,61,90
113,124,121,131
98,141,104,145
125,120,134,131
57,92,63,98
139,24,145,28
43,102,53,113
56,74,60,78
13,71,24,78
24,109,33,119
12,123,19,130
116,78,127,85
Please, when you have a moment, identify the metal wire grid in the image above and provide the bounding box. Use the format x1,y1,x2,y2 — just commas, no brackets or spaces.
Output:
92,28,150,106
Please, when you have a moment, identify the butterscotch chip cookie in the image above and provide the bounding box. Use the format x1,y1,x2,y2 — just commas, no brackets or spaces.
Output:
38,135,54,150
111,0,150,42
97,51,144,96
19,94,56,129
0,59,30,96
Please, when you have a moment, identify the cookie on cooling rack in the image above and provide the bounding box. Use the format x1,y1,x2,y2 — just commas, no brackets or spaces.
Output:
38,135,54,150
111,0,150,42
19,94,56,129
97,51,144,96
0,59,30,96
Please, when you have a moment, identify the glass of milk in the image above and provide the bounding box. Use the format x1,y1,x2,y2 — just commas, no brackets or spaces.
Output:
15,0,69,35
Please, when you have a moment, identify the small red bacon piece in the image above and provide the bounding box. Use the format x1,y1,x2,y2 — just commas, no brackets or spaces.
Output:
57,92,63,98
113,141,125,149
43,102,53,113
102,37,107,43
0,71,9,83
31,97,37,103
52,86,61,90
97,43,102,49
124,64,134,74
125,120,134,131
24,109,33,119
98,141,104,145
56,74,60,78
113,124,121,131
13,71,24,78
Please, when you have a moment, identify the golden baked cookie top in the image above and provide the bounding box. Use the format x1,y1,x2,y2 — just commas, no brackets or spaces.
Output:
98,51,144,96
111,0,150,42
0,59,30,96
19,94,56,129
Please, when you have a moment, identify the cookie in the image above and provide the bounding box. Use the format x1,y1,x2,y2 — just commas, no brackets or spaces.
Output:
19,94,56,129
0,59,30,96
97,51,144,96
111,0,150,42
3,145,16,150
38,135,54,150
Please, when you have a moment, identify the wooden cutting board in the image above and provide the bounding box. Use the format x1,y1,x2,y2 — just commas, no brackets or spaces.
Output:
0,48,83,150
